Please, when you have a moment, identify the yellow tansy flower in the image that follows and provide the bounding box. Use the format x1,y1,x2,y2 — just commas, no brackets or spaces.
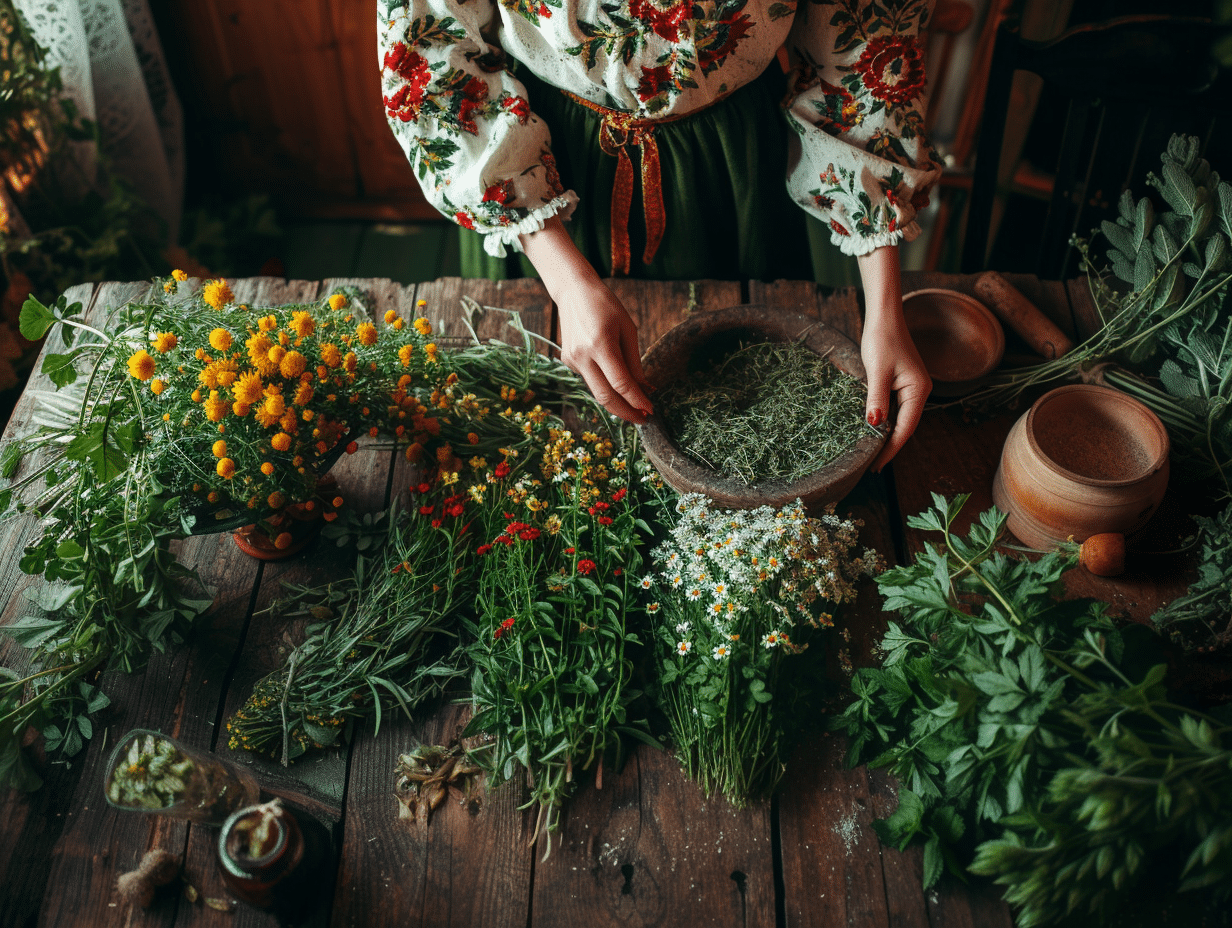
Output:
343,352,357,373
209,328,233,352
212,440,228,458
203,391,229,422
356,322,378,346
172,269,188,282
424,343,438,362
279,350,307,379
293,381,313,406
261,462,275,476
413,317,432,335
289,310,315,338
320,343,342,368
202,279,235,309
258,314,278,333
127,350,156,381
150,379,166,395
151,332,177,353
271,432,293,452
398,344,414,366
216,457,236,479
383,309,398,324
233,371,264,406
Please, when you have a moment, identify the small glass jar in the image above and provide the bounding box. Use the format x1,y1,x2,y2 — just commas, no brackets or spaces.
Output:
217,800,330,924
103,729,260,825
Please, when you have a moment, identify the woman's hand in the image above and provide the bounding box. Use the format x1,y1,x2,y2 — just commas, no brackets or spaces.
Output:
856,246,932,471
521,217,654,423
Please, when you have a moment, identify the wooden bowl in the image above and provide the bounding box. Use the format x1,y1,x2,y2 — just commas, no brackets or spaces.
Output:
903,288,1005,396
638,305,885,511
991,384,1170,548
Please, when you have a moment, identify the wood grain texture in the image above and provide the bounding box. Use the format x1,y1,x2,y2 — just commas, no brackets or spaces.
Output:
532,744,775,928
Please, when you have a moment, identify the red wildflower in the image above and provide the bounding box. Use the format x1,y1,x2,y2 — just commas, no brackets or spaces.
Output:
419,504,435,516
431,518,443,528
417,482,431,494
613,568,622,576
518,527,541,541
598,516,613,526
494,616,516,639
505,521,529,534
477,544,493,555
577,559,597,576
852,35,927,105
446,502,465,518
494,461,511,479
565,547,575,554
611,488,627,503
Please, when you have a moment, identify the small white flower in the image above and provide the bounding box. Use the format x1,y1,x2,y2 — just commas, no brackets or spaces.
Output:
670,574,683,589
676,640,692,655
686,587,702,601
711,644,731,660
639,575,654,590
762,632,781,649
674,621,691,634
647,602,660,613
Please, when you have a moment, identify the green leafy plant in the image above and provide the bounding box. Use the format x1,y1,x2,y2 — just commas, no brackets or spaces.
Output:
834,494,1232,925
1151,500,1232,653
959,135,1232,493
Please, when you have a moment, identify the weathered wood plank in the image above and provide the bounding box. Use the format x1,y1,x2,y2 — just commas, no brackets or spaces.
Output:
609,278,743,357
532,745,776,928
748,280,864,342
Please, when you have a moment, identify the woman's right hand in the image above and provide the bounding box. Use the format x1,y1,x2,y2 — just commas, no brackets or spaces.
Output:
520,217,654,423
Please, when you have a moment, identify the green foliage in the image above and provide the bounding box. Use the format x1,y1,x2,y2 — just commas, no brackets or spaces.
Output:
1152,501,1232,652
834,494,1232,925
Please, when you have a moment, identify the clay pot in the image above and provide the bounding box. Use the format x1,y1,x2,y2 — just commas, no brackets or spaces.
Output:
638,305,885,512
902,289,1005,396
992,384,1170,548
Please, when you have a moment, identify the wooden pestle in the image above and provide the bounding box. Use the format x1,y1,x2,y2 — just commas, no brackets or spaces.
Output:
973,271,1075,360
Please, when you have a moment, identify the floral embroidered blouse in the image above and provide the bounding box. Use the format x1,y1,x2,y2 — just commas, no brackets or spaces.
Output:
378,0,941,260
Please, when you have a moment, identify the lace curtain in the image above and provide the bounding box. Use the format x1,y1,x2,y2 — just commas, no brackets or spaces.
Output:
14,0,184,242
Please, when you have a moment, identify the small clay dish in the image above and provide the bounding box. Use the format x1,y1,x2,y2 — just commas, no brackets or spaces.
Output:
991,383,1170,548
902,289,1006,396
638,305,886,512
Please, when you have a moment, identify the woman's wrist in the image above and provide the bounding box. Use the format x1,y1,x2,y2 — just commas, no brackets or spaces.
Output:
519,216,600,301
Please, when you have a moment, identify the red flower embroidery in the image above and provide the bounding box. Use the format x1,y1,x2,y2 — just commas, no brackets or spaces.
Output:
482,180,513,205
456,77,491,134
852,35,927,105
541,149,564,196
455,211,475,230
814,194,835,210
627,0,691,41
382,43,431,122
577,559,597,575
503,95,530,121
698,13,753,73
830,219,850,236
637,64,673,102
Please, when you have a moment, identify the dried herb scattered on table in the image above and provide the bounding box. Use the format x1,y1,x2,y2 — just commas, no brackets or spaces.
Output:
657,339,871,485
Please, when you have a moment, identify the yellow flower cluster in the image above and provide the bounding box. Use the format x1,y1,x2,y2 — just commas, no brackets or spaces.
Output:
122,276,450,520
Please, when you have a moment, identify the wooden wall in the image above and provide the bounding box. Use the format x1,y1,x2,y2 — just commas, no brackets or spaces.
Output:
159,0,437,221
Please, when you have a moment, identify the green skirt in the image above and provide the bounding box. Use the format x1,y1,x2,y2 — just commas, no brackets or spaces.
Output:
460,66,859,288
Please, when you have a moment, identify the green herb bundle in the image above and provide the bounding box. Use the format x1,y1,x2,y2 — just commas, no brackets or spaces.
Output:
834,494,1232,926
1151,500,1232,654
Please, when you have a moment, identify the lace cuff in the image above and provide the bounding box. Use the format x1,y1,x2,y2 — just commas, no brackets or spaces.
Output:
482,193,580,258
831,219,924,257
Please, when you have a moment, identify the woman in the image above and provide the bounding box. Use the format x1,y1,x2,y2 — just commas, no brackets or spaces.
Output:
378,0,941,470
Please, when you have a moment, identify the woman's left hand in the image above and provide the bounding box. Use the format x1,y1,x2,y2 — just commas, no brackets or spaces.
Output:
856,246,931,472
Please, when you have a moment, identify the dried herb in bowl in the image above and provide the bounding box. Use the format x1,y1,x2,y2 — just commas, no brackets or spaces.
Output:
656,339,872,485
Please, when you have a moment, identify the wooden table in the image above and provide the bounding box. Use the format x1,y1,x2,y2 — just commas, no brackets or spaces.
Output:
0,273,1194,928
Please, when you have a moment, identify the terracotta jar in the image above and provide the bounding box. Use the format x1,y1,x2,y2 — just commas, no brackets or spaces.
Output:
992,384,1169,548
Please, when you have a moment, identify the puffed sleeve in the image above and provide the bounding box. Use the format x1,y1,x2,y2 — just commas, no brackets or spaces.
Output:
378,0,577,257
783,0,942,256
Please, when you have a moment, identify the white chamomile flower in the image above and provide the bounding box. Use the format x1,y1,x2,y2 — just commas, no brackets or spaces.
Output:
639,575,654,590
670,574,683,589
762,632,781,649
675,621,691,634
711,644,731,660
686,587,702,601
647,602,660,613
676,640,692,655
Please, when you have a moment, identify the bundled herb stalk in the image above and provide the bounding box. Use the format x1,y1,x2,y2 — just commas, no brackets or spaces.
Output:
834,494,1232,926
649,494,881,803
1151,500,1232,654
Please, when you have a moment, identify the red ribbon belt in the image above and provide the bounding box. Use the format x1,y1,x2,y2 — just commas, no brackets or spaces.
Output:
562,91,670,276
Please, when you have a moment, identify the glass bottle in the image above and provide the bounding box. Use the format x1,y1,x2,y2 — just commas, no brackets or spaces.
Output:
217,799,330,925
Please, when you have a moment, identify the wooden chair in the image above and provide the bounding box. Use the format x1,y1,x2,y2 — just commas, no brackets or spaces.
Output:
961,14,1224,279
